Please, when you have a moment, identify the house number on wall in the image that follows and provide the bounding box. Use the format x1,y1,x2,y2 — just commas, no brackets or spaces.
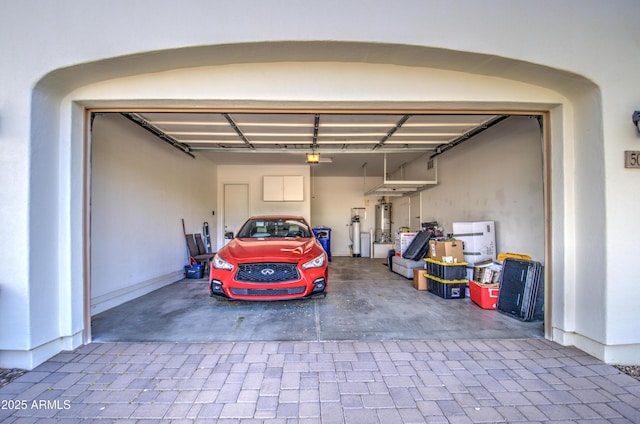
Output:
625,151,640,168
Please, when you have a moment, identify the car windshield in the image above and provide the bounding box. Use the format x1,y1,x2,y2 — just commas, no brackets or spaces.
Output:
237,218,312,238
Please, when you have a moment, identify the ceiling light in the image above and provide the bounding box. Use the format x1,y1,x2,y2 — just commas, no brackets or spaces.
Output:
182,139,247,144
242,132,313,137
166,131,238,136
387,132,460,137
235,122,312,127
320,123,399,128
149,121,229,126
316,140,379,144
306,153,320,163
402,122,482,127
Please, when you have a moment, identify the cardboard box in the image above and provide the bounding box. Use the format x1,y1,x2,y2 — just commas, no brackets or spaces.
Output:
472,259,503,283
413,268,427,290
428,240,464,262
395,232,417,257
472,260,493,281
452,221,496,264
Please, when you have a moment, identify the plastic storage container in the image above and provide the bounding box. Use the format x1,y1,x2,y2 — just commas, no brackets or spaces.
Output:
312,227,332,261
426,274,467,299
425,258,468,280
469,280,500,309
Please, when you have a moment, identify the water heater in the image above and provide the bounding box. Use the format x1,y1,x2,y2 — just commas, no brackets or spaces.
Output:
375,203,392,243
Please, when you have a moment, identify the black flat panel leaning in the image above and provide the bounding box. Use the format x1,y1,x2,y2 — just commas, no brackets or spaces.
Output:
402,231,434,261
497,258,544,322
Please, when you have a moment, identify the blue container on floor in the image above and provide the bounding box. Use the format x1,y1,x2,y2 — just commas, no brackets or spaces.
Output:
312,226,332,261
184,264,204,279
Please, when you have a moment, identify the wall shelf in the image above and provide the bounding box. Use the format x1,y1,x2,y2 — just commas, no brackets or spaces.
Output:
363,154,437,197
364,180,436,196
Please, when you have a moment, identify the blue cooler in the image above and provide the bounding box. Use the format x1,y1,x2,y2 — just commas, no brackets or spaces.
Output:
312,226,332,261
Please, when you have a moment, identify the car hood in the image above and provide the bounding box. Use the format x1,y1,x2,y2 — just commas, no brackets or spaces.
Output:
221,238,321,262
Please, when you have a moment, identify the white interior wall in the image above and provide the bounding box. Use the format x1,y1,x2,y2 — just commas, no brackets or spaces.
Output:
216,164,311,249
311,117,543,260
393,116,545,262
90,114,218,314
309,176,382,257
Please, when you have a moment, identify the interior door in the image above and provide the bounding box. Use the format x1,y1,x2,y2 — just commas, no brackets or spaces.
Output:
224,183,249,239
410,192,421,231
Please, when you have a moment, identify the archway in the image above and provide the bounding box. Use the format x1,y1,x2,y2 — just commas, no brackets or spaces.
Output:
30,41,601,354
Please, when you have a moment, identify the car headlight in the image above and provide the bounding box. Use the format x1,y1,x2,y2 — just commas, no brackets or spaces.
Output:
302,253,325,270
213,254,234,271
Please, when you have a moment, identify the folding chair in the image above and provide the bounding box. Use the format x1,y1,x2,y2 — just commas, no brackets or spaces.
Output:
185,233,215,273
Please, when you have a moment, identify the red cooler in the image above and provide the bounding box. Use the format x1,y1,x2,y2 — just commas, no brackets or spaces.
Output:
469,280,500,310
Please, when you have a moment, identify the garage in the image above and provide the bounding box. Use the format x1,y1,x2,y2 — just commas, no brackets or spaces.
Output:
5,1,640,371
88,108,545,342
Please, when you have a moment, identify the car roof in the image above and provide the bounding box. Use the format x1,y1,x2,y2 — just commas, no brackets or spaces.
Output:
247,215,307,221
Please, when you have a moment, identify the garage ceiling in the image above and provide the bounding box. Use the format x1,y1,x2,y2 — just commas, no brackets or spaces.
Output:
120,111,507,178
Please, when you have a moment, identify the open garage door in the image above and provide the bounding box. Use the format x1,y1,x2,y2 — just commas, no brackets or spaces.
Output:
88,109,547,343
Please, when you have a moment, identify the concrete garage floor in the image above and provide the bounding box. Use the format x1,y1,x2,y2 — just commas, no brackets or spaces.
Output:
92,257,543,342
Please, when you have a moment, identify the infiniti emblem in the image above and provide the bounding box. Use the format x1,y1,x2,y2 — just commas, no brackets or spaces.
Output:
261,268,275,276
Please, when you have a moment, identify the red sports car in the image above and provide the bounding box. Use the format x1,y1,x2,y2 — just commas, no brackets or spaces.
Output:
209,215,328,300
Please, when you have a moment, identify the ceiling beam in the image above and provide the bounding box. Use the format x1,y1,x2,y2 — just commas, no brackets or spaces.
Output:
189,146,436,154
119,113,195,158
222,113,255,150
372,114,411,150
430,115,510,159
312,114,320,148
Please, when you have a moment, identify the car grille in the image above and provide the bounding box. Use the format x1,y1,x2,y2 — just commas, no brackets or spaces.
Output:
236,262,300,283
230,287,306,296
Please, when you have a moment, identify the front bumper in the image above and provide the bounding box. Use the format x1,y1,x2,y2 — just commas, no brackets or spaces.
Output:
209,275,327,301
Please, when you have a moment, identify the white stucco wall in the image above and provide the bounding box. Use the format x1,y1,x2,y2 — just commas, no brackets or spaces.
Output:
1,0,639,367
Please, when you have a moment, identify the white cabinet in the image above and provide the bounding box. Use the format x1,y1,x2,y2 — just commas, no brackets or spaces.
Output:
263,176,284,201
263,175,304,201
282,175,303,201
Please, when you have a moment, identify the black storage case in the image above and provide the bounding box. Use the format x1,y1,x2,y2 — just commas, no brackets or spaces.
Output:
402,231,433,261
426,275,467,299
425,258,467,280
497,258,544,321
